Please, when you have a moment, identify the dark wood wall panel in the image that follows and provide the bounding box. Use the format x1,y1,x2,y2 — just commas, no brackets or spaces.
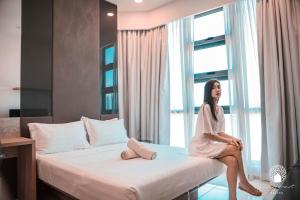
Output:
21,116,53,138
100,0,117,47
21,0,53,118
52,0,100,123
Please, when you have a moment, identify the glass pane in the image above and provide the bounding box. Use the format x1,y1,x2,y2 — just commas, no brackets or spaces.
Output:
224,114,232,135
194,10,225,41
169,52,183,111
246,51,261,108
170,113,185,148
105,70,114,88
218,81,229,106
194,82,205,106
105,46,115,65
105,93,113,110
194,80,229,107
249,113,261,161
194,45,228,74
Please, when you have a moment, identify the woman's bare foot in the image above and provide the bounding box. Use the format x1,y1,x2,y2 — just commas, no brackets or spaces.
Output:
238,181,262,196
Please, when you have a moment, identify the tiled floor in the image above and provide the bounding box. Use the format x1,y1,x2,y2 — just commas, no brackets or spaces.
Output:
198,173,277,200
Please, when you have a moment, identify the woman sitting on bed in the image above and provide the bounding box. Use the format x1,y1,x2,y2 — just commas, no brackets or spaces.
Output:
189,79,262,200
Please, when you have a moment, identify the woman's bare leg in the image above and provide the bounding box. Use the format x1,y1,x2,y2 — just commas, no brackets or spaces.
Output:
216,144,262,196
217,156,238,200
224,145,248,183
233,150,262,195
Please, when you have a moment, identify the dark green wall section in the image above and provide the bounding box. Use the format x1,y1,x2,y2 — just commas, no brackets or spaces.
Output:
100,0,117,47
21,0,53,117
21,0,117,130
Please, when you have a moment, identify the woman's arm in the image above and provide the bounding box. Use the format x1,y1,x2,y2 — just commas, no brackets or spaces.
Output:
218,132,236,140
203,133,232,144
218,132,243,150
204,132,242,150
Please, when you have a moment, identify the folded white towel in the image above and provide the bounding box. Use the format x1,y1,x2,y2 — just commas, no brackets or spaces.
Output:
121,148,139,160
127,138,157,160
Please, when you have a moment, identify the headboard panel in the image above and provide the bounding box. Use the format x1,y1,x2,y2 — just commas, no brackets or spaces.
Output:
100,114,119,121
21,115,119,138
20,116,53,138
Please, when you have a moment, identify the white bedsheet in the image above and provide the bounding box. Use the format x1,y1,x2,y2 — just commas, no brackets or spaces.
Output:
37,143,225,200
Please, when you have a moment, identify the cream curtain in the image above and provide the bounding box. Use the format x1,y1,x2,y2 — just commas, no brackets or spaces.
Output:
257,0,300,179
224,0,261,178
168,17,194,148
118,26,170,144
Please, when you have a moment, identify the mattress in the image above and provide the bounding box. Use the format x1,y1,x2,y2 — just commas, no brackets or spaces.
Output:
36,142,225,200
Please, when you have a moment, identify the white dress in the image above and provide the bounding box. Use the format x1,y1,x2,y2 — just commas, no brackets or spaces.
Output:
189,104,227,158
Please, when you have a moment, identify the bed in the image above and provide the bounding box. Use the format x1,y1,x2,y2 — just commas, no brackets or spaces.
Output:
21,116,226,200
36,142,225,200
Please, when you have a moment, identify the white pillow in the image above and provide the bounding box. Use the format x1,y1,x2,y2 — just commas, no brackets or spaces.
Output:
28,121,90,154
80,116,117,143
81,117,128,146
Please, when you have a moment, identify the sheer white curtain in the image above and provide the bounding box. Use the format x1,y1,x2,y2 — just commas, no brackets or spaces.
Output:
118,26,170,144
224,0,261,178
257,0,300,179
168,17,194,148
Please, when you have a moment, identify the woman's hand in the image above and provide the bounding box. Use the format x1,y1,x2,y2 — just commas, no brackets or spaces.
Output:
236,139,243,151
228,139,242,150
230,139,239,147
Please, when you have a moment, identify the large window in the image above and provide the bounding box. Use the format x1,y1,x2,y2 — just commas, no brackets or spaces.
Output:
169,8,261,162
101,44,118,114
170,8,231,148
193,8,231,134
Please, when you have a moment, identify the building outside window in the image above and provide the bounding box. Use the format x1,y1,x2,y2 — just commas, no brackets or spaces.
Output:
101,44,118,114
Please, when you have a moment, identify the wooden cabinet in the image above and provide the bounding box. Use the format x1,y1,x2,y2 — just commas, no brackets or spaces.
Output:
0,137,36,200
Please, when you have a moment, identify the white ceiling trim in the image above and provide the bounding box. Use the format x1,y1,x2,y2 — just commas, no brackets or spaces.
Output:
106,0,176,12
117,0,235,30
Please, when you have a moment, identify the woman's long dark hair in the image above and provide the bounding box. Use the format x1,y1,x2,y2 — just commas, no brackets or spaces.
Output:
203,79,220,121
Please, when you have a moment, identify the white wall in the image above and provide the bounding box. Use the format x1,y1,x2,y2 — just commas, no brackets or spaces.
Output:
118,0,235,30
0,0,21,117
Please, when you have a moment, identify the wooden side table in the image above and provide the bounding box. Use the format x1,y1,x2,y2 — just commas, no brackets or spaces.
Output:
0,137,36,200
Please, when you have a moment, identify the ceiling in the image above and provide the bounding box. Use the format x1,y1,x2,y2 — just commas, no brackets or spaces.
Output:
106,0,177,12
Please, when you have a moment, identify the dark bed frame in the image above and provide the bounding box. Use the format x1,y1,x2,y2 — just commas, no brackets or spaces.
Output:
21,115,217,200
37,177,219,200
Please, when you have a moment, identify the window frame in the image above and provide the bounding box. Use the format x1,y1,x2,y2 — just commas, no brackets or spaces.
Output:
193,7,230,114
101,43,118,114
192,8,262,161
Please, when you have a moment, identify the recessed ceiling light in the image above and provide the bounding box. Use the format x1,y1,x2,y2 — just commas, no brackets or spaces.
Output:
134,0,143,3
107,12,114,17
